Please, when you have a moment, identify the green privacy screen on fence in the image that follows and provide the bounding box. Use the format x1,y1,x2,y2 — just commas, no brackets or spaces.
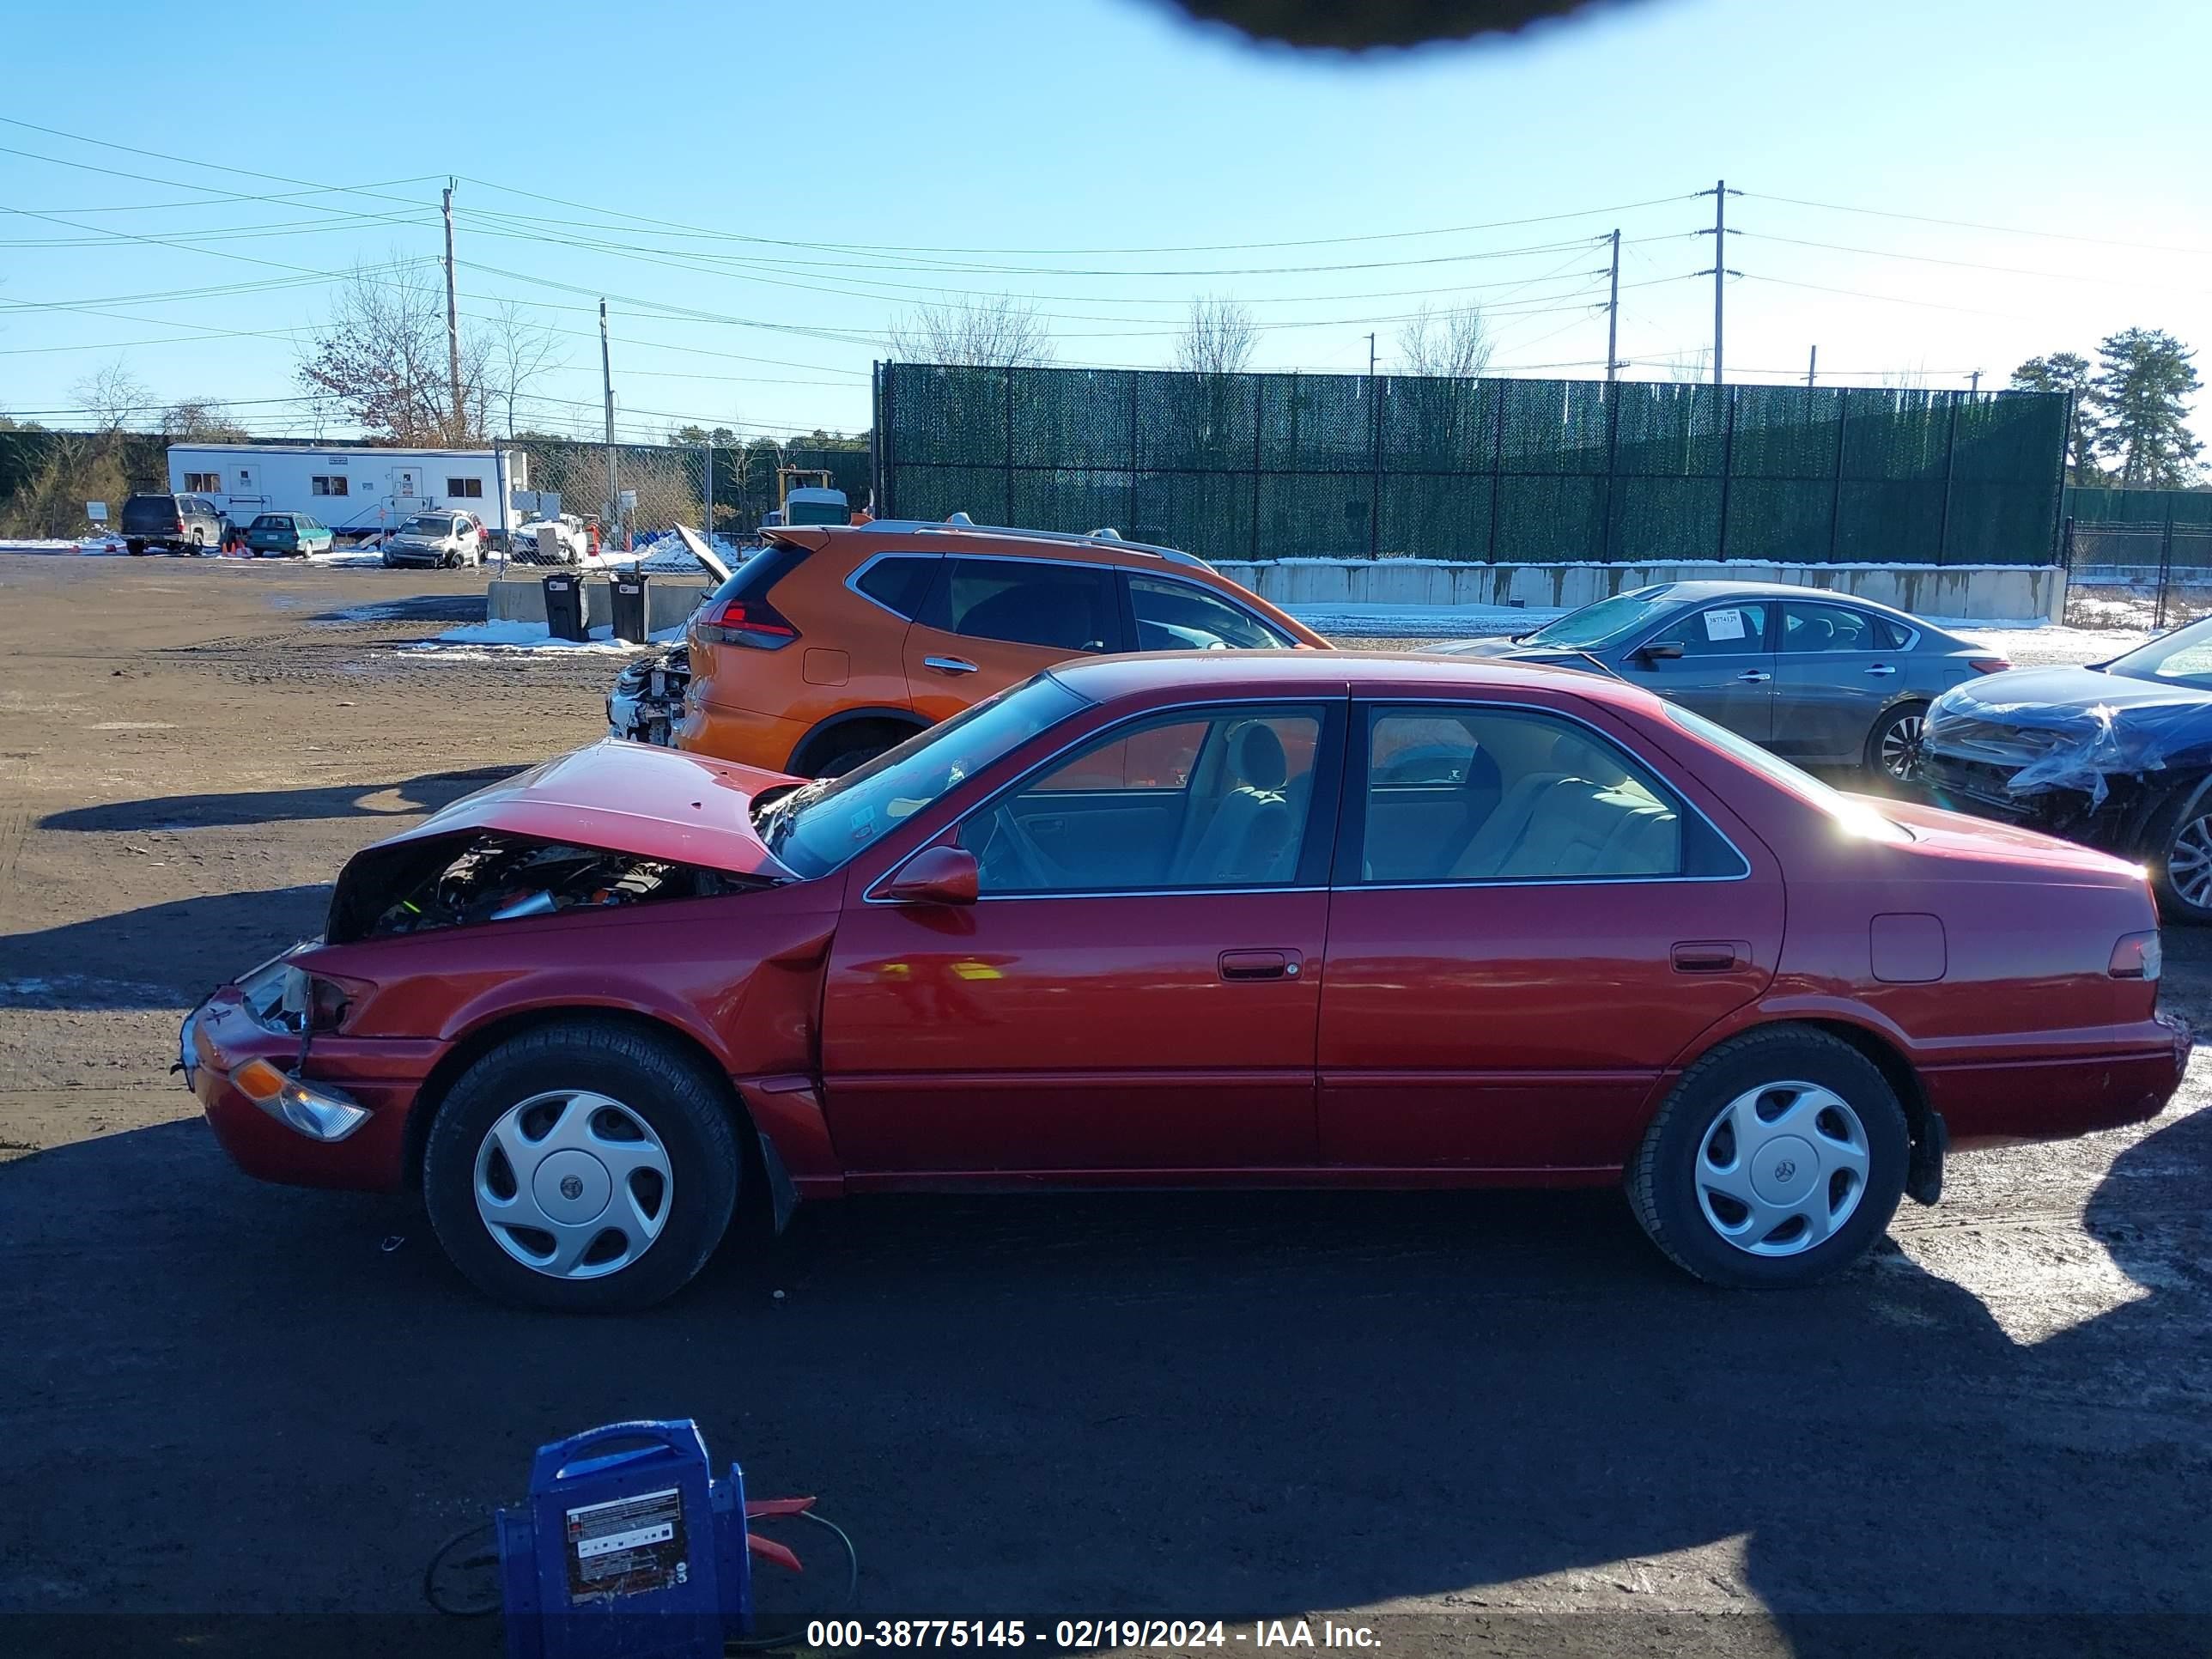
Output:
875,364,2068,566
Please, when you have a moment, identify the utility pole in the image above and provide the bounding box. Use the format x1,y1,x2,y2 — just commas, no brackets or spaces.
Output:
1969,368,1982,396
442,179,464,444
1697,179,1741,387
1806,345,1818,388
599,299,619,541
1605,228,1621,381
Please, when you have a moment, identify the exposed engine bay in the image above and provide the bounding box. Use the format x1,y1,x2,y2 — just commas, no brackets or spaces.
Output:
607,644,689,747
329,830,768,943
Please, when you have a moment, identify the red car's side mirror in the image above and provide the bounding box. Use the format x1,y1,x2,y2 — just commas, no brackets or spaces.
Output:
880,843,980,906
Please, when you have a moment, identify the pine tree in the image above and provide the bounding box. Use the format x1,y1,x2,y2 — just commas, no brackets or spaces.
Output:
2090,329,2201,487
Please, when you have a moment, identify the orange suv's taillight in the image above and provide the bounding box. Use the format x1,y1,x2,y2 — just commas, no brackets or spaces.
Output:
698,595,799,650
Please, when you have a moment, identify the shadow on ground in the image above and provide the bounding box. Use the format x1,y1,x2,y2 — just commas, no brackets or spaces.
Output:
2,1106,2207,1656
0,884,331,1008
40,767,524,835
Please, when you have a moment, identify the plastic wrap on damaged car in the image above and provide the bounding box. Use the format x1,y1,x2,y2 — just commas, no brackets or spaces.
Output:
1924,682,2212,805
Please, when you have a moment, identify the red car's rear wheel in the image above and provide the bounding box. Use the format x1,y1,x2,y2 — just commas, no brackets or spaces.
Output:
1627,1026,1908,1288
423,1020,740,1310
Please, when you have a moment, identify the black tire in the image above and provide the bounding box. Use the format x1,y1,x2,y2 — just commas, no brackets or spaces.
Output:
380,555,397,569
126,539,146,556
1863,701,1928,781
2143,774,2212,925
1626,1025,1909,1289
812,741,894,779
422,1019,741,1311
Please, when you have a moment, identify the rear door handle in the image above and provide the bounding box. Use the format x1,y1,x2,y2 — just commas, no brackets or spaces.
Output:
1865,664,1898,677
923,656,979,675
1736,670,1771,684
1219,949,1301,981
1672,939,1751,974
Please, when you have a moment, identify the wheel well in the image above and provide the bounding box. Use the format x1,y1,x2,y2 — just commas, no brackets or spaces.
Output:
398,1006,756,1190
1790,1018,1932,1147
787,710,927,777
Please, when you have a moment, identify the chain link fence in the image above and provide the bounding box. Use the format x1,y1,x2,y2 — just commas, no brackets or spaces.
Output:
2063,519,2212,631
876,364,2069,568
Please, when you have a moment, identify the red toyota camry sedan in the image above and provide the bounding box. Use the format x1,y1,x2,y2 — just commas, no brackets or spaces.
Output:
182,653,2190,1310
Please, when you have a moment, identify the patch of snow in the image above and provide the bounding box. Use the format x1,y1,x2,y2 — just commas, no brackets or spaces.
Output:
0,536,129,556
400,619,684,659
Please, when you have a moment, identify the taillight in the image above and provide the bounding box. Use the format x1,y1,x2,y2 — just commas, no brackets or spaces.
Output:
1968,658,2010,674
2110,931,2162,981
698,596,799,650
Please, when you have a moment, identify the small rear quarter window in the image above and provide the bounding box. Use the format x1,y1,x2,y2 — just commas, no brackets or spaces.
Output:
853,555,937,620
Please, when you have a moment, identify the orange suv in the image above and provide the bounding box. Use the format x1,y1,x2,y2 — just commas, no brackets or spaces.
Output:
650,519,1328,776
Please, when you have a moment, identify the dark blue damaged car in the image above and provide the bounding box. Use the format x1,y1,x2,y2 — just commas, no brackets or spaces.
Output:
1918,616,2212,921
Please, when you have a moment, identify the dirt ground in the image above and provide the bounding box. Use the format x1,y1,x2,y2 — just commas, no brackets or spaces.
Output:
3,553,2209,1658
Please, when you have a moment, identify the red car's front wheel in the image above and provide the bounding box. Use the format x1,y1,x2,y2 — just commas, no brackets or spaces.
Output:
423,1020,741,1311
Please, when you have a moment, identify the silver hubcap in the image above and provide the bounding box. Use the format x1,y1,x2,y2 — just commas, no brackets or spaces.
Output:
1879,714,1923,779
1694,1080,1869,1257
473,1091,673,1279
2170,814,2212,908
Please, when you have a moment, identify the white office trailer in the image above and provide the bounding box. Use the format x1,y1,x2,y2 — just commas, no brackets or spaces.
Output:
165,445,529,538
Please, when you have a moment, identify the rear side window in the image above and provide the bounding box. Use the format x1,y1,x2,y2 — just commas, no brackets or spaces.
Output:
852,555,937,620
1352,705,1743,884
1129,574,1291,650
935,558,1120,653
1781,602,1886,654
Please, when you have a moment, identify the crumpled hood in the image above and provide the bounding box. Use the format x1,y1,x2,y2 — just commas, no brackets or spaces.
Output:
1455,639,1592,667
1924,665,2212,804
372,739,801,878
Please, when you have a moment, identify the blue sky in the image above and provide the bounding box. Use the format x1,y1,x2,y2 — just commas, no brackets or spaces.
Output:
3,0,2207,443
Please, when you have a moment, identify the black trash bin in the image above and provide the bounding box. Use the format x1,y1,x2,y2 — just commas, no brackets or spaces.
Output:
542,572,586,642
611,564,648,644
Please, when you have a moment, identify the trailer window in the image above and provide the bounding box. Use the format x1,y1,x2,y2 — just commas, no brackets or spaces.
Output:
182,472,221,492
447,477,483,498
311,476,349,496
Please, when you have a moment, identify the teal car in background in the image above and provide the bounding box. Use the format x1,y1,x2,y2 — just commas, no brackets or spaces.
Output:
244,512,336,558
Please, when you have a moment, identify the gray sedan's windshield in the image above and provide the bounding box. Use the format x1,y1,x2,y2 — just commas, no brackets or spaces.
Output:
1521,589,1671,648
763,676,1088,879
2107,617,2212,689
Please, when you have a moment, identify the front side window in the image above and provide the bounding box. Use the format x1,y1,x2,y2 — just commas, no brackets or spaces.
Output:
763,676,1088,880
1129,574,1292,650
936,558,1118,653
853,555,938,620
958,705,1324,895
1781,603,1883,653
1357,705,1706,884
1650,601,1770,658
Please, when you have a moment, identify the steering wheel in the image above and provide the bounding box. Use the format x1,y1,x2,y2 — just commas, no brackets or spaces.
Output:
969,806,1069,891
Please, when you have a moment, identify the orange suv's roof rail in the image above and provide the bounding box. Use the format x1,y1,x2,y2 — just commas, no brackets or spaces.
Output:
841,519,1218,574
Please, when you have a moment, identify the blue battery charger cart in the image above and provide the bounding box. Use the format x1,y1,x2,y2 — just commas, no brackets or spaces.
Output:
496,1419,771,1659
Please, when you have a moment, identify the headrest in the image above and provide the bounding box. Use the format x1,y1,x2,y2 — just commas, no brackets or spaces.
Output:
1232,721,1288,791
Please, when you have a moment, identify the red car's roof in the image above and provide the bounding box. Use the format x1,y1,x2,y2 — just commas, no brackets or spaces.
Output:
385,740,798,878
1050,649,1662,713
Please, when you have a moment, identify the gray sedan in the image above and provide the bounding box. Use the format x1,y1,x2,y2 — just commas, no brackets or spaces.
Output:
1457,580,2010,778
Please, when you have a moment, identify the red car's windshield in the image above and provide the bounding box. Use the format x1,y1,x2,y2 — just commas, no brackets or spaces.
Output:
762,675,1089,878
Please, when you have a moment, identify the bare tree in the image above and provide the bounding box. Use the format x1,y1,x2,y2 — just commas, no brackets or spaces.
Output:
295,258,489,445
483,301,567,439
1395,305,1492,380
890,295,1054,368
72,359,152,430
161,399,250,443
1173,295,1256,376
1662,348,1712,384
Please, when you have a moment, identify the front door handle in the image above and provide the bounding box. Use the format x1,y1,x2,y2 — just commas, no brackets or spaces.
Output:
1736,670,1771,684
1219,949,1302,981
1672,939,1750,974
1865,664,1898,677
923,656,979,675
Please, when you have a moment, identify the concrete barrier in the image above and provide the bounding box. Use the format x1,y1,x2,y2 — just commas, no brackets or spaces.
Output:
486,575,709,635
1211,559,2068,625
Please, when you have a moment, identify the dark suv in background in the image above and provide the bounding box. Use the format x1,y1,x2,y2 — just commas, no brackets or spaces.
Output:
121,493,227,556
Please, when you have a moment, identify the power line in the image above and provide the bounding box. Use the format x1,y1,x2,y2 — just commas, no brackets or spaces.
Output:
1737,188,2212,258
1731,229,2212,296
